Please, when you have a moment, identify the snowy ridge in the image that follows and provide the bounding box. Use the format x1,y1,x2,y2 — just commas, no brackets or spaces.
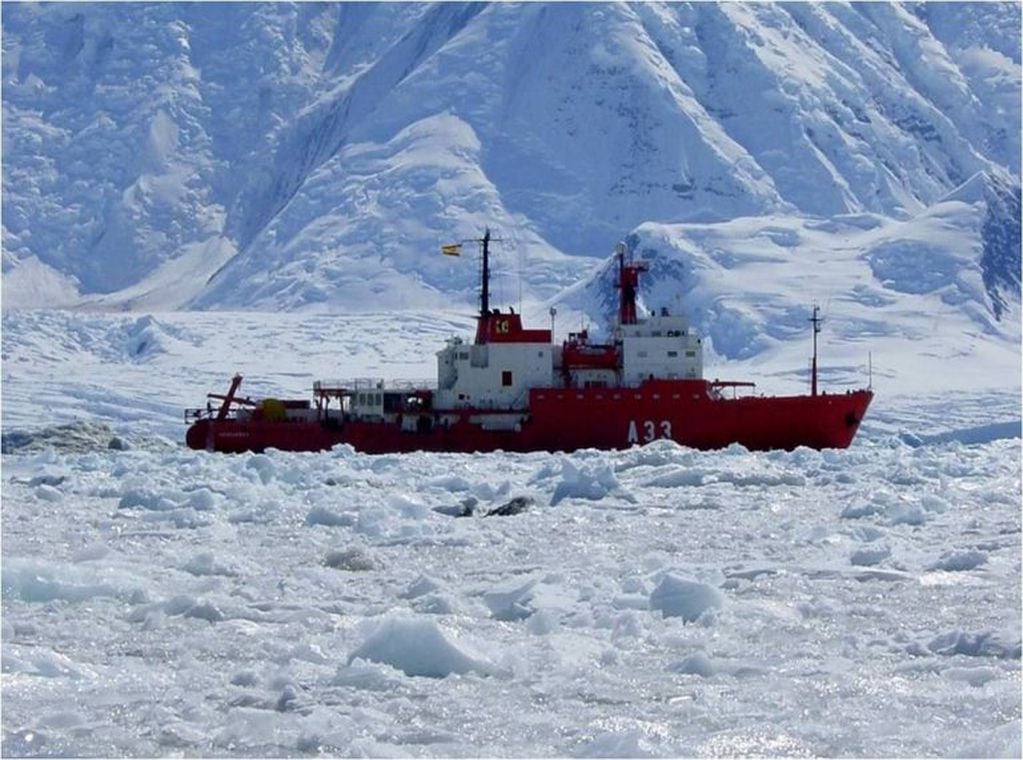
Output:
2,2,1020,319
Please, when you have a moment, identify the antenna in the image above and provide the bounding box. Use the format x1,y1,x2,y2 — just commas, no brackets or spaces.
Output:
440,229,503,341
481,228,491,317
469,228,503,344
550,306,557,338
809,302,822,397
477,228,505,318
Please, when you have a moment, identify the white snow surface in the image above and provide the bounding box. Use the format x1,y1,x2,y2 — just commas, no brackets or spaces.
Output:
1,309,1021,757
2,416,1020,756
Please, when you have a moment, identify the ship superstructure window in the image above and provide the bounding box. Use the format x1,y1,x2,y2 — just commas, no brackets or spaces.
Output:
458,352,469,360
667,350,678,357
502,370,513,387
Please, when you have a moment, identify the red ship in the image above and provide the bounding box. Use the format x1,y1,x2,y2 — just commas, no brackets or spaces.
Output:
185,231,872,454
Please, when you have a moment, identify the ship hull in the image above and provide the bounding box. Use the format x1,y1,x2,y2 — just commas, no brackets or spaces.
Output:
186,381,872,454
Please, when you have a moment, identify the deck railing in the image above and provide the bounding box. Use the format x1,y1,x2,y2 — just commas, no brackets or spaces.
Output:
313,378,436,394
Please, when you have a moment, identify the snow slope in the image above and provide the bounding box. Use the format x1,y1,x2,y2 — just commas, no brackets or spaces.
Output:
559,179,1021,395
3,2,1020,319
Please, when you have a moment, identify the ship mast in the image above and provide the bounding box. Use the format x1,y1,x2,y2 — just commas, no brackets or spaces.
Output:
480,227,491,318
473,228,504,344
809,303,822,397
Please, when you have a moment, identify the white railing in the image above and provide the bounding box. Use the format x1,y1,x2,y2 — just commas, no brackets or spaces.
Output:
313,378,436,393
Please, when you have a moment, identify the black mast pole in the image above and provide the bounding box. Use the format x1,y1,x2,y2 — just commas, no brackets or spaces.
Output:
809,303,821,397
481,227,491,318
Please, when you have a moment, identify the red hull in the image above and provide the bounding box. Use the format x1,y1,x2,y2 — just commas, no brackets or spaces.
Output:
186,380,872,454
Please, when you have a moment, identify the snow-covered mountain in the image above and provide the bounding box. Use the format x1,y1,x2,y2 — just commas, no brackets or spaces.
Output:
2,3,1020,339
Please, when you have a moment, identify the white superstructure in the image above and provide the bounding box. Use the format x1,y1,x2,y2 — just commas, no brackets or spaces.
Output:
435,337,554,409
618,310,703,385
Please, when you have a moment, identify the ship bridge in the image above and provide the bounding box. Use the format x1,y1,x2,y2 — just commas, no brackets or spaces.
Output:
436,307,554,411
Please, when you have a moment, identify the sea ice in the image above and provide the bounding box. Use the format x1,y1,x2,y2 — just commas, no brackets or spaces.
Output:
649,574,724,623
347,616,494,678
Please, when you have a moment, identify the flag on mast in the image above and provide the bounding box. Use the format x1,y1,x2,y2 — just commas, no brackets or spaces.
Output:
441,243,462,257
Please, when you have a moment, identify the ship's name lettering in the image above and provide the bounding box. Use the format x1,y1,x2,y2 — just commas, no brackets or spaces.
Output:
627,419,672,444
